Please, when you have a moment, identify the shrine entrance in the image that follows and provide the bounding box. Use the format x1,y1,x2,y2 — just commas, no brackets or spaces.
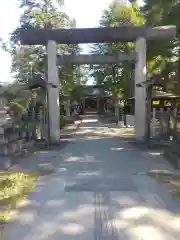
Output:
81,85,111,114
85,99,97,111
19,26,176,142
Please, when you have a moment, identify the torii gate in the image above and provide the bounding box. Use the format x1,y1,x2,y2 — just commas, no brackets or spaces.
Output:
58,52,137,116
19,26,176,142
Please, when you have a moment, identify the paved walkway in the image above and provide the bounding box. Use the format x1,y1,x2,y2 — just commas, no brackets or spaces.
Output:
3,115,180,239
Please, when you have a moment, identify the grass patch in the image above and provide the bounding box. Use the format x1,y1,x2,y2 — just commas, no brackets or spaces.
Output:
0,171,39,224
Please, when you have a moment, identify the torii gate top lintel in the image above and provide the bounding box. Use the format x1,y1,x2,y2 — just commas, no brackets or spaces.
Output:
20,25,176,45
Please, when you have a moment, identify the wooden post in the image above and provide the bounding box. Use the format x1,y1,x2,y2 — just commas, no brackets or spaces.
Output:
171,106,177,141
167,108,171,137
160,107,163,134
152,107,156,137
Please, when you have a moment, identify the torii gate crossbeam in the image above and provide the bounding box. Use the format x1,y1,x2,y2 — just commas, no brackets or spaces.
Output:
57,53,136,65
20,26,176,45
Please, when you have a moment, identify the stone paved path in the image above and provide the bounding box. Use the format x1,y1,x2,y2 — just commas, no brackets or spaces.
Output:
3,115,180,239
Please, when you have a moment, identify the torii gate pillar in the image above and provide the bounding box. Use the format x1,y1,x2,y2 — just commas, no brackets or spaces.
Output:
135,38,146,140
47,40,60,141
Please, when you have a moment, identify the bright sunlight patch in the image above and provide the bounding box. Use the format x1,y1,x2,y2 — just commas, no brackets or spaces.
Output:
0,171,38,224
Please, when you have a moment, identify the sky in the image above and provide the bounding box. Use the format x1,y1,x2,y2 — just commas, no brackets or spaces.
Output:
0,0,142,84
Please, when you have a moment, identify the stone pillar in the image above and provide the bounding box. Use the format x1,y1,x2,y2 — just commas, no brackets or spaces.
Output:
135,38,146,140
47,40,60,141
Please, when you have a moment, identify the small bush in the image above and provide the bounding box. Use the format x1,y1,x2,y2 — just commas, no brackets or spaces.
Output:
8,101,25,118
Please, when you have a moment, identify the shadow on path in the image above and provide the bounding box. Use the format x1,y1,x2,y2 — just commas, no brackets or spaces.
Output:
2,115,180,239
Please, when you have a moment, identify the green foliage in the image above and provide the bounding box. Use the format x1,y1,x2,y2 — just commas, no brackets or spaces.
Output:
91,0,180,99
70,85,84,101
8,0,87,102
8,101,25,118
142,0,180,94
91,1,143,100
4,84,32,108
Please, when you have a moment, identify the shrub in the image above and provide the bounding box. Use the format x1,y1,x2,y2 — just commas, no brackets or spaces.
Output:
8,101,25,118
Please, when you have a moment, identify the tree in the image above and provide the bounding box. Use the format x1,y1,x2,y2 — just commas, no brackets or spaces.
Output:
142,0,180,94
91,0,180,105
10,0,78,83
90,0,144,103
7,0,87,113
